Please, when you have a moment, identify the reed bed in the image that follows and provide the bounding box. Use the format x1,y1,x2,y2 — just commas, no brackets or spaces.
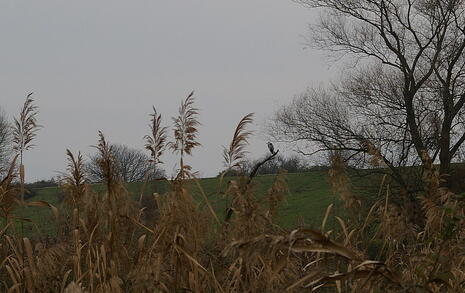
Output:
0,93,463,292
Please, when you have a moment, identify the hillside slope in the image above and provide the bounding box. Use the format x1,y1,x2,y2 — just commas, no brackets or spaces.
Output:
13,170,381,236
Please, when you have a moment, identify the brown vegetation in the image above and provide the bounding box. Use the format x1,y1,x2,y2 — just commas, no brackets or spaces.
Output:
0,95,464,292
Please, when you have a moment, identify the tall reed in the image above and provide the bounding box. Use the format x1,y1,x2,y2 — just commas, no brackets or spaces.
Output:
0,99,463,293
171,91,201,179
12,93,40,202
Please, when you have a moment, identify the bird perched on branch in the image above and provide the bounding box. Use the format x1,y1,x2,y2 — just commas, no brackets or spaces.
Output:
267,142,275,154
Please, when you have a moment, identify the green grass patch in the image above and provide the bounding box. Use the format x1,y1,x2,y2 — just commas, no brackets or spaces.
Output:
9,170,384,237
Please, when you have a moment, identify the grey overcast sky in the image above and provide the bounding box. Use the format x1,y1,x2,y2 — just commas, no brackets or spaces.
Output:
0,0,334,182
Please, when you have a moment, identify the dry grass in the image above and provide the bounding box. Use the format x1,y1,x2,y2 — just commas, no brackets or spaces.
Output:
0,98,463,292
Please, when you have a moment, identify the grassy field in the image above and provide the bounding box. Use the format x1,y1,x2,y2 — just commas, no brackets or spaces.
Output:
12,169,382,237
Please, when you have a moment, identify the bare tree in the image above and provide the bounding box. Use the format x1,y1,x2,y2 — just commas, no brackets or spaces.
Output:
86,143,164,183
271,0,465,187
0,107,11,175
269,85,416,189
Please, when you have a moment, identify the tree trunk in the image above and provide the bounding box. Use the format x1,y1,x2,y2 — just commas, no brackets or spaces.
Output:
439,91,454,188
439,130,452,188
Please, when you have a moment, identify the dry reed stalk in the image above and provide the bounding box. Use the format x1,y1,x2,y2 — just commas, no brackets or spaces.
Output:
221,228,362,292
1,101,463,293
0,155,19,225
328,151,361,214
145,106,168,167
150,183,211,291
223,113,254,172
143,106,168,199
2,231,72,292
224,151,280,224
265,170,287,221
12,93,40,203
219,174,291,292
171,91,201,179
194,179,220,225
63,150,88,208
138,106,169,224
321,204,334,233
93,132,119,194
218,113,254,226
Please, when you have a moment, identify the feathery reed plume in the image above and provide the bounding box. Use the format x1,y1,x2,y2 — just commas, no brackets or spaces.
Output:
63,149,87,207
12,93,40,202
223,113,254,172
145,106,168,166
219,113,254,224
143,106,167,197
93,131,119,191
171,91,200,179
224,140,279,222
1,92,463,292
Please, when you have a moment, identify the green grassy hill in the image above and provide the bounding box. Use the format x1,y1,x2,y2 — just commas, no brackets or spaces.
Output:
13,170,383,237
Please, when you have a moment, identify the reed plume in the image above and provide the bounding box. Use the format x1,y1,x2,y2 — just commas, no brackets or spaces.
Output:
171,91,200,179
93,131,119,191
63,149,87,207
12,93,40,202
0,98,463,293
144,106,168,166
223,112,254,172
